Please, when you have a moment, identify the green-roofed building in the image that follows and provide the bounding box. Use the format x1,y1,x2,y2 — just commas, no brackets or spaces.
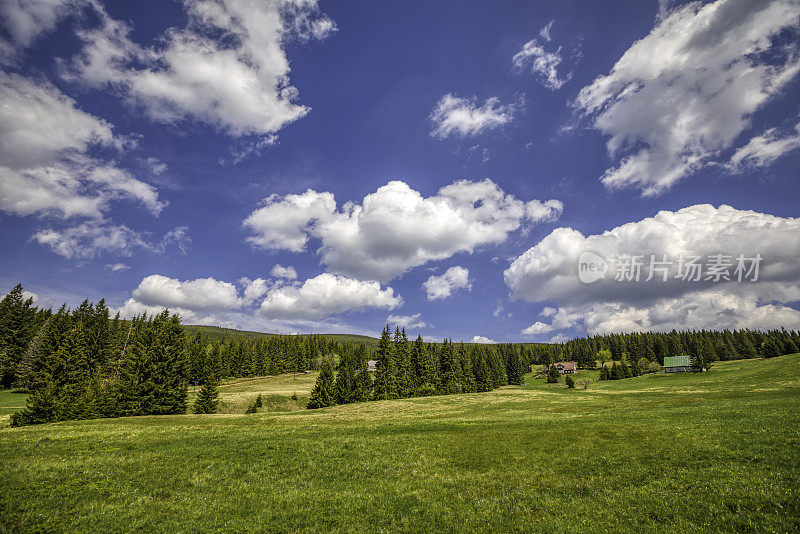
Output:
663,355,698,373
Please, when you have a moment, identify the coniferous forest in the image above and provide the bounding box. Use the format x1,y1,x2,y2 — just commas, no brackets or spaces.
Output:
307,325,529,408
2,283,799,423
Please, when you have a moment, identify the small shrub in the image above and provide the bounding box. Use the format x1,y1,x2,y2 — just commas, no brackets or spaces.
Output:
255,394,263,408
565,375,575,388
291,392,298,401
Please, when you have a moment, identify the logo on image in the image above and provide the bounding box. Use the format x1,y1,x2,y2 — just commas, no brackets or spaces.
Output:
578,251,608,284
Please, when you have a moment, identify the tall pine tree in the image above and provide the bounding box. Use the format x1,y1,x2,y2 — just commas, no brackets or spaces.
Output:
308,358,335,409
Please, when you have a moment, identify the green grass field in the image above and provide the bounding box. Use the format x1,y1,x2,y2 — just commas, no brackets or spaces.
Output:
1,355,799,532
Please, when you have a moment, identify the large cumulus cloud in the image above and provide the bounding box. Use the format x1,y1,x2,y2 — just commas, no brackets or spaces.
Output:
575,0,800,195
244,179,563,281
507,204,800,335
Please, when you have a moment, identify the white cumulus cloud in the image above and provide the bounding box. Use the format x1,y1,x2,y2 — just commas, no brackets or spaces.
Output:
32,223,189,259
258,273,401,320
506,204,800,335
241,278,270,304
423,266,472,301
471,335,497,344
727,120,800,172
574,0,800,196
116,271,399,330
387,313,427,329
132,274,243,311
0,71,163,219
521,322,553,335
67,0,335,143
270,264,298,280
105,262,129,272
429,94,519,139
244,179,563,281
243,189,336,252
0,0,76,61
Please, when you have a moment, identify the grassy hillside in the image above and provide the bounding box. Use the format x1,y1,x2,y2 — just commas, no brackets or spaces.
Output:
1,355,799,532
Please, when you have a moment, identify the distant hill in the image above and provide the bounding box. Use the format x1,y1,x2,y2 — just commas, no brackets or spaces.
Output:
182,324,381,346
182,324,556,347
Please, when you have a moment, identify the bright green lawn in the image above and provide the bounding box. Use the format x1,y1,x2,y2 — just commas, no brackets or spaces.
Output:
1,355,799,533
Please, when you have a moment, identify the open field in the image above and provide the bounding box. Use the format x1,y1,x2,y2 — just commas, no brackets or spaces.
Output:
1,355,799,532
189,373,318,414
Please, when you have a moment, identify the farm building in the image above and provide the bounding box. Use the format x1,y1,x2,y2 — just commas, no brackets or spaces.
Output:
356,360,378,373
552,361,577,374
663,355,698,373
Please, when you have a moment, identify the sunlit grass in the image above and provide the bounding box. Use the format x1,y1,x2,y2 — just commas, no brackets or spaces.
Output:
1,355,798,532
186,372,318,414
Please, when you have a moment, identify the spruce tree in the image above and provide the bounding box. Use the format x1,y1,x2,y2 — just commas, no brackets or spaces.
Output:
473,349,492,392
372,326,397,400
13,314,53,390
117,312,188,416
610,362,621,380
621,360,632,378
565,375,575,388
334,350,356,404
354,354,373,402
546,363,560,383
193,379,219,414
307,358,335,409
505,346,526,385
599,365,609,380
438,340,459,394
13,322,92,425
782,337,799,355
458,343,476,392
53,323,93,421
409,335,425,393
413,336,437,396
737,335,758,359
488,348,507,388
394,328,412,397
0,284,37,388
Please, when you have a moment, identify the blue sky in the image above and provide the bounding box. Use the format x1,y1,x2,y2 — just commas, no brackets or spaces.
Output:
2,0,799,342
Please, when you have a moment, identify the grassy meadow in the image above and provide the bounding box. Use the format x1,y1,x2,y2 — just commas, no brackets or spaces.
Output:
1,355,799,532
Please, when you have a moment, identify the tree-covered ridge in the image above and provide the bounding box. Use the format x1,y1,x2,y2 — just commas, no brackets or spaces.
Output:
539,328,800,369
183,324,380,347
184,330,362,384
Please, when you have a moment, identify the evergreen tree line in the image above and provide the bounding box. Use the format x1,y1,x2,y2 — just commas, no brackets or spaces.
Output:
307,326,531,408
184,331,359,385
6,290,188,426
0,284,383,423
0,284,373,423
599,360,637,381
4,283,799,420
528,328,800,370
